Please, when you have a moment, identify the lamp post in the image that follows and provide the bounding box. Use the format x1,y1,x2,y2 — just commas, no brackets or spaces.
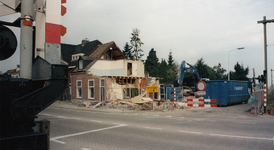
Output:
228,47,245,80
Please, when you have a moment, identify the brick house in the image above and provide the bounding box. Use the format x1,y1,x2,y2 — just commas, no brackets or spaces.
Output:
69,41,149,103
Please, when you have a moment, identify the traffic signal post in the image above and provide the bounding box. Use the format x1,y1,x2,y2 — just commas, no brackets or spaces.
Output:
257,16,274,113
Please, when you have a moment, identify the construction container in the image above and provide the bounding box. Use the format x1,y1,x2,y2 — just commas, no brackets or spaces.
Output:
203,80,250,106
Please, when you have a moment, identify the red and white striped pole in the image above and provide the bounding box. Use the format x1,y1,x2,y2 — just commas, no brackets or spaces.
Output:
264,84,267,112
174,88,176,102
174,88,176,108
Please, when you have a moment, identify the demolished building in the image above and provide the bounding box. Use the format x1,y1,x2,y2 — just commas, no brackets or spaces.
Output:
61,40,161,104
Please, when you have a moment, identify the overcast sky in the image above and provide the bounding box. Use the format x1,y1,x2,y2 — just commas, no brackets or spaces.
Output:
1,0,274,84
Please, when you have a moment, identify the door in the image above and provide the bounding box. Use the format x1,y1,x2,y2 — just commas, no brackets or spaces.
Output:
100,79,105,102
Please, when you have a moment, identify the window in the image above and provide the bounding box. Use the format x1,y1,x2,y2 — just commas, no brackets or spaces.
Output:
79,60,83,70
100,79,105,87
76,80,82,98
100,79,105,101
88,80,94,99
127,63,132,76
124,88,139,99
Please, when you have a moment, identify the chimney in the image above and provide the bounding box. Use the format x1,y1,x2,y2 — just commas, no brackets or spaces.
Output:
81,38,89,46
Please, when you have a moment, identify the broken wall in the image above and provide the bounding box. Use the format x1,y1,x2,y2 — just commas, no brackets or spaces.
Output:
107,78,141,101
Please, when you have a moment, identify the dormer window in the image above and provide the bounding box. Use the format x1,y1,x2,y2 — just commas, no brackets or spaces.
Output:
79,60,83,70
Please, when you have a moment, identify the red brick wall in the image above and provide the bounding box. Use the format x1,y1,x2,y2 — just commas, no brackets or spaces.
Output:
71,73,108,102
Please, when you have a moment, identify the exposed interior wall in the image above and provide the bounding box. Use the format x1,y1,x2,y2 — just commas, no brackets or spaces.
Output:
124,60,144,77
88,60,124,76
107,78,141,101
88,59,144,77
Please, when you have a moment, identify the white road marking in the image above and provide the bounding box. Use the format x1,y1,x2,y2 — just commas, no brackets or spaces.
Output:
194,119,205,121
143,127,162,130
51,139,66,144
70,118,81,120
238,122,256,124
165,116,172,118
210,134,274,141
81,148,91,150
51,124,128,143
179,130,202,134
90,120,102,123
56,116,67,119
41,113,51,116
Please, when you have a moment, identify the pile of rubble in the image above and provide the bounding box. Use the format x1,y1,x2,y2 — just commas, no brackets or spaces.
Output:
69,95,205,111
96,95,188,111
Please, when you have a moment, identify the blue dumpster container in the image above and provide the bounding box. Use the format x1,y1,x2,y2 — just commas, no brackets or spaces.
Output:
203,80,250,106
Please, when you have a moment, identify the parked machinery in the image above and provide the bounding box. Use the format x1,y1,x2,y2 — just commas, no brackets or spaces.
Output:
0,0,67,149
167,61,202,101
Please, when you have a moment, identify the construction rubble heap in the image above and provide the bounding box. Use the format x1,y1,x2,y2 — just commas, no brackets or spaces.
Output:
70,95,198,111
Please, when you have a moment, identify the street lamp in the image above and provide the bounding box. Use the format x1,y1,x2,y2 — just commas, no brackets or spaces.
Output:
228,47,245,80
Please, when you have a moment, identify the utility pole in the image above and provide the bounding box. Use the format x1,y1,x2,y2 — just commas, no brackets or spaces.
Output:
271,69,273,90
257,16,274,113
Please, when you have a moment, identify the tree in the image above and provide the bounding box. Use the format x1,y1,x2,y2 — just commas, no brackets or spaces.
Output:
145,48,159,77
194,58,211,79
182,72,195,87
166,51,179,84
194,58,218,80
167,50,174,67
130,28,144,60
167,62,179,85
158,59,168,83
230,62,249,80
212,63,227,80
122,42,133,60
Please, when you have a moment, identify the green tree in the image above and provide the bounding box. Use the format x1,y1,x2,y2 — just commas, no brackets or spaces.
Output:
167,62,179,85
122,42,133,60
167,50,174,67
130,28,144,60
166,51,179,84
213,63,227,80
230,62,249,80
158,59,168,83
194,58,211,79
145,48,159,77
182,72,194,87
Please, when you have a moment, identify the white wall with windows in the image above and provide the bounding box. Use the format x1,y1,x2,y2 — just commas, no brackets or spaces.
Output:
71,53,84,61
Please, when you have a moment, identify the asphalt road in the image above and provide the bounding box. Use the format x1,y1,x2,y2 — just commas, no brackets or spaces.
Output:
37,102,274,150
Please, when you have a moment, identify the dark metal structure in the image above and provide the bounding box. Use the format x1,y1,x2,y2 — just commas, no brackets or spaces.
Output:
0,1,68,149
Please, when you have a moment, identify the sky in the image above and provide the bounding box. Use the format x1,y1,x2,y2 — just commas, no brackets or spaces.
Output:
1,0,274,85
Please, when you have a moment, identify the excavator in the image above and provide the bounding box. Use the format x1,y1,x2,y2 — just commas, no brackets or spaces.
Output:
0,0,67,149
167,61,204,101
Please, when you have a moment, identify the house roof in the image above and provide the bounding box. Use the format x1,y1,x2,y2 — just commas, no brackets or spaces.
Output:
61,40,102,64
72,41,126,73
61,43,77,63
87,41,125,59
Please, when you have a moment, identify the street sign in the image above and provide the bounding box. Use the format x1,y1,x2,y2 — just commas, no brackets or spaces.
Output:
197,91,206,96
146,86,158,93
197,81,206,91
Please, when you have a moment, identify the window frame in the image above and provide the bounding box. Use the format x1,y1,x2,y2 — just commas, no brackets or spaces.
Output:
76,80,82,98
88,79,95,99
